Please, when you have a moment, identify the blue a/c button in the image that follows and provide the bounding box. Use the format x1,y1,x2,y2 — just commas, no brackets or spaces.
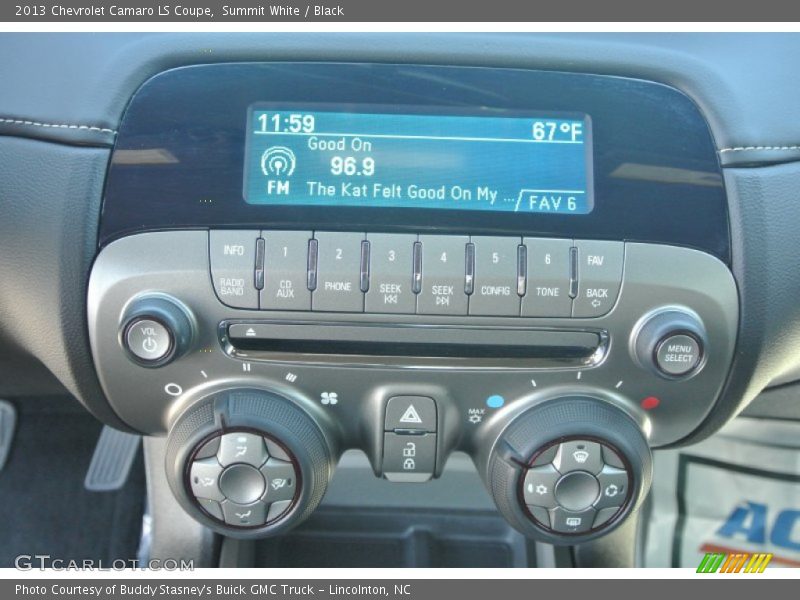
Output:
486,395,505,409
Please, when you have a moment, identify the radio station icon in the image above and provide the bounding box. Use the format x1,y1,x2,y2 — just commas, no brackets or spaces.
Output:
261,146,296,177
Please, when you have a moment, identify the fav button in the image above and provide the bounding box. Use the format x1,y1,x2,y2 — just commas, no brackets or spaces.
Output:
572,240,624,317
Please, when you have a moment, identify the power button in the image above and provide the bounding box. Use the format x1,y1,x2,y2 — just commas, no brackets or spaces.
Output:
124,318,173,364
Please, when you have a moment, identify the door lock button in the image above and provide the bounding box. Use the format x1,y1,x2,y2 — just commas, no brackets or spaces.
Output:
382,433,436,482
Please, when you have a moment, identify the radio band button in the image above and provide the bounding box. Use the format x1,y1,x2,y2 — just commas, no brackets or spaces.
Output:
209,230,260,309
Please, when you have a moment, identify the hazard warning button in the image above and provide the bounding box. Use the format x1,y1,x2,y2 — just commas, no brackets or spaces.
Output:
384,396,437,433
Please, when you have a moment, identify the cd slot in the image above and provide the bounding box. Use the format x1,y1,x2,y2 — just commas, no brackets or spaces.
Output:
222,321,606,369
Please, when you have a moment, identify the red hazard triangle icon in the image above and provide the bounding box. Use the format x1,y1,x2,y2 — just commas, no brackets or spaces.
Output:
399,404,423,424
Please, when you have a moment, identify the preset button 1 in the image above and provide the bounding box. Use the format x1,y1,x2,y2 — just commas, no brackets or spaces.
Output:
261,230,312,310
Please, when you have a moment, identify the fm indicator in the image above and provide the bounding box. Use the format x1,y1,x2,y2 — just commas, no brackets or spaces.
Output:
244,107,593,214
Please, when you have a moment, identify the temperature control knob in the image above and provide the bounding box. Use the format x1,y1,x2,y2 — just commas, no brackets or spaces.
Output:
165,388,334,538
485,396,652,544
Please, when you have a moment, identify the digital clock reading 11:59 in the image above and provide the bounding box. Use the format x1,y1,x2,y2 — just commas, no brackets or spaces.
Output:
257,113,316,134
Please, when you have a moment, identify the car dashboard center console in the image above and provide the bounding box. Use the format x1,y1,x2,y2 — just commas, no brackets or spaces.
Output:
87,63,737,544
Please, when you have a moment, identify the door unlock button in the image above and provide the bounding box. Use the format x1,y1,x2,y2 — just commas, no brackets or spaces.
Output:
382,433,436,483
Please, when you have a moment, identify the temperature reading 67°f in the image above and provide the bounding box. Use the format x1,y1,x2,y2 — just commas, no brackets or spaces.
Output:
532,121,584,142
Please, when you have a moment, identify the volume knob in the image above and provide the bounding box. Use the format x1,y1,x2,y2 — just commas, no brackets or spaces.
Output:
120,295,194,367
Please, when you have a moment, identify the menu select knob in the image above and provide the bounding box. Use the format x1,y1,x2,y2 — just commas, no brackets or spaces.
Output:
632,309,706,379
120,296,194,367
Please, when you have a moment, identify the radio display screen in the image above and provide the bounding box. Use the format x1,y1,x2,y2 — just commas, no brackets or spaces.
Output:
244,107,593,215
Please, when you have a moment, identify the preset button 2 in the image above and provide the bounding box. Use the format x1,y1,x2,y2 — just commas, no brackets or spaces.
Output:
312,232,365,312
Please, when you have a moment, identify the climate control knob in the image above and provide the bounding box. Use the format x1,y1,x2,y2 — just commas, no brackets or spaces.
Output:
485,396,652,544
165,388,334,538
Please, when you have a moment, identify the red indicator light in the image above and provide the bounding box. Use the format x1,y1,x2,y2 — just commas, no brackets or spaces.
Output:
641,396,660,410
